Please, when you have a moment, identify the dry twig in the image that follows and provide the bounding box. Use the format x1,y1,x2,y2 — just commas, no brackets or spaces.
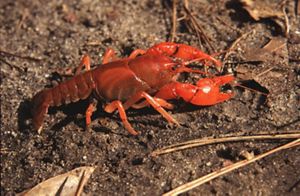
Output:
0,49,43,62
256,66,276,78
170,0,178,42
282,7,290,36
224,30,254,61
151,132,300,156
163,138,300,195
16,9,29,31
0,58,24,72
85,41,103,46
182,4,215,52
296,0,300,16
0,49,43,72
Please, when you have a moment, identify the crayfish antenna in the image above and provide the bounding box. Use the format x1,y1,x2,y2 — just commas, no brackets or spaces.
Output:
31,90,51,134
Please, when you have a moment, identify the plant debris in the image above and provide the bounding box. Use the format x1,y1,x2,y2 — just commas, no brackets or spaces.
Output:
242,37,287,63
17,166,96,196
239,0,288,35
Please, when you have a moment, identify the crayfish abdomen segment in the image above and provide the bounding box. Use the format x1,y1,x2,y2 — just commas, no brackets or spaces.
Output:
31,71,95,132
50,71,95,106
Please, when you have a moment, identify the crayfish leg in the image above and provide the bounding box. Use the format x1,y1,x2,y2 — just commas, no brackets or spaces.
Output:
122,91,174,110
104,100,138,135
138,92,179,126
124,92,179,126
75,55,91,75
85,102,97,127
105,92,179,135
131,97,174,110
76,55,98,128
102,48,118,64
129,49,146,59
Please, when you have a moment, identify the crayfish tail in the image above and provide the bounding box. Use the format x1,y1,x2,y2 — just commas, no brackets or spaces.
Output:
31,89,51,134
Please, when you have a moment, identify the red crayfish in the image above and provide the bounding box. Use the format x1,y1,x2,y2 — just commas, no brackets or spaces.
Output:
32,42,234,135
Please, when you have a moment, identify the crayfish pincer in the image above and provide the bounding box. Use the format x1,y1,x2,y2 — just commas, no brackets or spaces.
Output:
31,42,234,135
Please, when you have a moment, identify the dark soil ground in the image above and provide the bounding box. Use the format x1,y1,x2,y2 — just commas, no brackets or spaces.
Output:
1,0,300,195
